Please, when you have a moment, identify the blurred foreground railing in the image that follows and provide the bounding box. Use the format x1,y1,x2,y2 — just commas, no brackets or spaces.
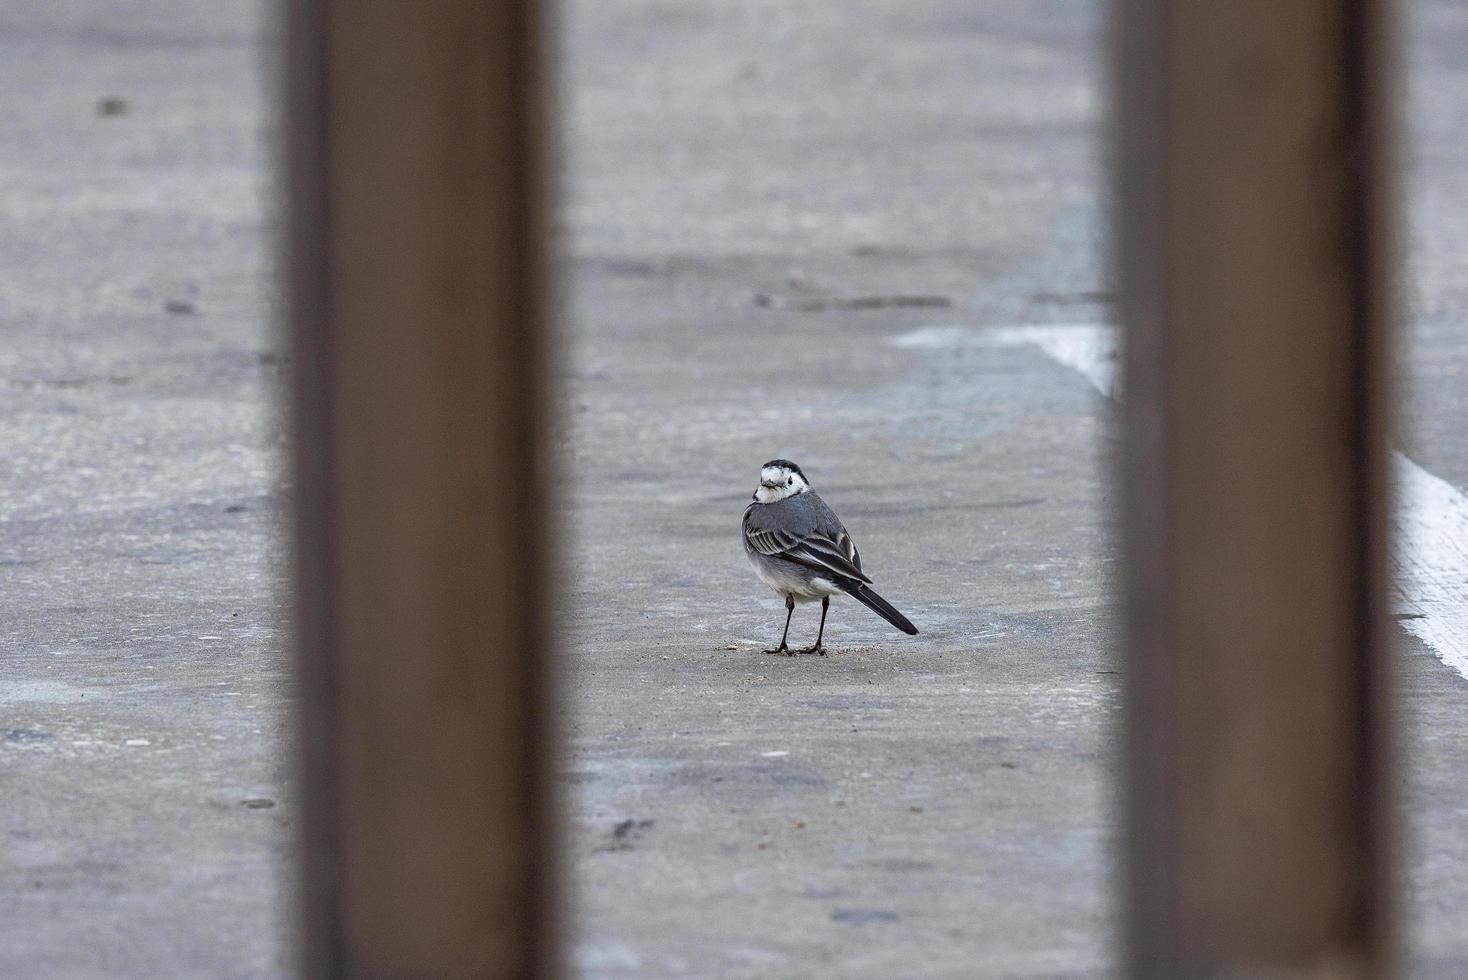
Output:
1116,0,1397,975
284,1,556,975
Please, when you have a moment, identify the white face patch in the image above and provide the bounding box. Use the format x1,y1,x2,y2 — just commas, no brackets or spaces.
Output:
754,464,808,503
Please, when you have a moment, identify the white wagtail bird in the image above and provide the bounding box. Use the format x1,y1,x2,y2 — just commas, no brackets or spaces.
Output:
742,459,918,655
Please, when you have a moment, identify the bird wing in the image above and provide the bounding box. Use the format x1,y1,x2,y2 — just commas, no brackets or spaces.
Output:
743,496,872,585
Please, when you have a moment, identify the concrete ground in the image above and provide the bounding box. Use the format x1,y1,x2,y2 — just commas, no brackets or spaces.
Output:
1,0,1467,978
558,1,1468,978
0,2,290,978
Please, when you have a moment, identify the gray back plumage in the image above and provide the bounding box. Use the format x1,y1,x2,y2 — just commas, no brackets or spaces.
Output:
743,490,869,583
743,491,841,541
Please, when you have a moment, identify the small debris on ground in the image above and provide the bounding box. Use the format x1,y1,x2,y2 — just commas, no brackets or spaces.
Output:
240,798,276,810
753,293,952,312
1028,290,1115,305
831,908,899,925
97,96,128,116
597,818,654,852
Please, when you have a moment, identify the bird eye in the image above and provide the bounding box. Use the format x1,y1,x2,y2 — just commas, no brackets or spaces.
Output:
786,477,793,486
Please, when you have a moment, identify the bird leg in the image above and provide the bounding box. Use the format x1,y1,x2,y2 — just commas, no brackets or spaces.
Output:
764,594,795,655
798,597,829,656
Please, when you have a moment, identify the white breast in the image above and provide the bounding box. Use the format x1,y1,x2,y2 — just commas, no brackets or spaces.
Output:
746,550,840,601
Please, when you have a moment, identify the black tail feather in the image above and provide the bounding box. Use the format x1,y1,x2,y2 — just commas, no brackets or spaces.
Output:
837,580,918,635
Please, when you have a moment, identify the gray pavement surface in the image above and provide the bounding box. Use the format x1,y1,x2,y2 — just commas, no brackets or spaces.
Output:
559,1,1468,977
1,3,290,977
2,0,1468,978
558,3,1113,976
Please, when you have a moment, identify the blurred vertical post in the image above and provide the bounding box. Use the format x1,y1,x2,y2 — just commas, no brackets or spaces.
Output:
284,0,555,976
1117,0,1395,976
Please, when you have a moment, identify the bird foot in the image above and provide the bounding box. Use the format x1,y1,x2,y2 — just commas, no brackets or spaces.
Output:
762,643,790,656
796,643,826,657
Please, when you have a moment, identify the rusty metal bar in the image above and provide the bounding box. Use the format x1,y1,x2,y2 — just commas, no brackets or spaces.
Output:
1117,0,1396,975
284,0,555,975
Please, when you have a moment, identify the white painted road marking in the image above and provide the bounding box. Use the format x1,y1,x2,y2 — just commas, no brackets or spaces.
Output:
897,323,1468,682
1395,463,1468,679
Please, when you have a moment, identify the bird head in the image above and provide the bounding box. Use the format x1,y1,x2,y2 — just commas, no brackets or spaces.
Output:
753,459,810,503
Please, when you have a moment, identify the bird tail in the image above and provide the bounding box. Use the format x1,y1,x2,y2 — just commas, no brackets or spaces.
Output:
836,579,918,635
